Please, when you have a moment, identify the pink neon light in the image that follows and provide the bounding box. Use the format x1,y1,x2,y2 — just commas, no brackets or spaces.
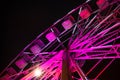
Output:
34,68,42,77
7,67,17,75
36,39,45,48
96,0,105,5
79,9,91,19
46,32,56,42
62,19,73,30
96,0,108,10
15,59,27,69
21,50,63,80
0,74,9,80
94,59,115,79
30,44,41,54
70,23,120,49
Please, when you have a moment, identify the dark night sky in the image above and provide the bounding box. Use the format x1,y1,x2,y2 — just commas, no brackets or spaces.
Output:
2,0,120,79
2,0,85,72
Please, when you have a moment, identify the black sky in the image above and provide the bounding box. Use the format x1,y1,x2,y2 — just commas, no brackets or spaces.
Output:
2,0,120,80
2,0,86,72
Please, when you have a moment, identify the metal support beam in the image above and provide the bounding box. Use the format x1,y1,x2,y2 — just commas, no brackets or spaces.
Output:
71,58,88,80
61,50,72,80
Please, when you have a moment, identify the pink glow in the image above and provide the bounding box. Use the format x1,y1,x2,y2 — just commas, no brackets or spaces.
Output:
21,50,63,80
79,8,91,19
30,44,41,54
36,39,45,48
70,23,120,49
0,74,9,80
7,67,17,75
0,2,119,80
46,32,56,42
34,68,42,77
54,69,61,79
96,0,105,5
62,19,73,30
94,59,115,79
96,0,108,10
15,59,27,69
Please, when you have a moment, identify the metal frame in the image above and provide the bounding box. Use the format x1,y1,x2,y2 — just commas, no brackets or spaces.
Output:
0,0,120,80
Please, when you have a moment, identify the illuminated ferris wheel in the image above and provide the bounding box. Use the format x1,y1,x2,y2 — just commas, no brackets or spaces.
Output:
0,0,120,80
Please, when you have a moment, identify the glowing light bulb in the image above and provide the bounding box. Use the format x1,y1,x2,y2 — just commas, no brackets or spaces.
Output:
34,68,42,77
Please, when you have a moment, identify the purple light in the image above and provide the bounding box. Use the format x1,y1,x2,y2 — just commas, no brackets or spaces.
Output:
62,19,73,30
96,0,105,5
21,50,63,80
1,1,119,80
7,67,17,75
96,0,109,10
46,32,56,42
15,58,27,69
30,44,41,54
34,68,42,77
0,74,9,80
79,8,91,19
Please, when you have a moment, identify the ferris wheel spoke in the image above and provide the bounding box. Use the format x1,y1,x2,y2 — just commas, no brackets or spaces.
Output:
94,59,115,79
84,58,115,79
70,30,120,50
1,1,120,80
30,51,59,64
75,56,120,60
94,30,120,46
70,32,120,50
20,50,63,80
81,12,114,38
7,51,63,79
70,22,120,49
70,58,88,80
70,44,120,60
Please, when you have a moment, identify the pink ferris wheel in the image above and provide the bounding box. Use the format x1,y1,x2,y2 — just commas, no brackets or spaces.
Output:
0,0,120,80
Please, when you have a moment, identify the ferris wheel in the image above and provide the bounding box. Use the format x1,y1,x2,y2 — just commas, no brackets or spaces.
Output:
0,0,120,80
